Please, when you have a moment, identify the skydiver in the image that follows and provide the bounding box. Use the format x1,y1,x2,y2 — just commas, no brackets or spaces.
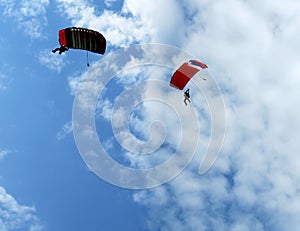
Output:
184,89,191,106
52,46,69,54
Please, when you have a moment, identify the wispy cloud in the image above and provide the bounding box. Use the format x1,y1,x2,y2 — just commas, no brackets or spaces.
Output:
0,64,14,91
0,74,8,91
56,121,73,140
0,149,12,159
0,0,49,39
38,49,67,72
0,186,43,231
104,0,117,8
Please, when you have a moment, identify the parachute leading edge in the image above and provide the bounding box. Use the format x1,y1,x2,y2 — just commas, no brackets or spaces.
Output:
170,60,207,90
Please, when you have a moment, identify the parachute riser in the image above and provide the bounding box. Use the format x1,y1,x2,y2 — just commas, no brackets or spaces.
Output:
87,51,90,67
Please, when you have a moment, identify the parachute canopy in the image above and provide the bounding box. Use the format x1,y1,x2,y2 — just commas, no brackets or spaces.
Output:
170,60,208,90
58,27,106,54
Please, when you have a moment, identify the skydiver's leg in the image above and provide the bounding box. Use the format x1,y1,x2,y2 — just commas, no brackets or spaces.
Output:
52,48,60,53
59,47,68,54
184,95,191,106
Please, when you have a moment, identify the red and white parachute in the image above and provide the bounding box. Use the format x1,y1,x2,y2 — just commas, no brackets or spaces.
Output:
170,60,208,90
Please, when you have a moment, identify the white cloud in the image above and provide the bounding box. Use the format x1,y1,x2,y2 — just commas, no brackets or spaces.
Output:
123,1,300,231
122,0,186,45
0,150,43,229
56,0,188,47
0,64,14,91
56,0,149,47
0,149,12,160
0,74,8,91
56,121,73,140
0,0,49,39
68,73,84,96
104,0,117,8
38,49,67,72
0,186,43,231
96,98,113,121
65,0,300,230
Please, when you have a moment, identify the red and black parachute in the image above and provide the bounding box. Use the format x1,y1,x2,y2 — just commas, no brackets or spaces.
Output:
58,27,106,54
170,60,207,90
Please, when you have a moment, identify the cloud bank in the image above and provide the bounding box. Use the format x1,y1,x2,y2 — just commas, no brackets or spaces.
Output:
58,0,300,230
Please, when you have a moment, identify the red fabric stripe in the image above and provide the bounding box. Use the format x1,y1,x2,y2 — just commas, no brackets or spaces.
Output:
170,62,200,90
59,29,67,46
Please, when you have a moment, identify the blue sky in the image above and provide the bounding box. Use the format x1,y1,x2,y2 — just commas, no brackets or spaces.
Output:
1,0,300,231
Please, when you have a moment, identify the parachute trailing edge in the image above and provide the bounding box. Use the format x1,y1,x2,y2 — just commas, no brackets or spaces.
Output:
170,60,208,90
